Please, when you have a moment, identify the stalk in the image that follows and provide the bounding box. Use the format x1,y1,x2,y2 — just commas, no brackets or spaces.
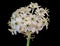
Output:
26,32,31,46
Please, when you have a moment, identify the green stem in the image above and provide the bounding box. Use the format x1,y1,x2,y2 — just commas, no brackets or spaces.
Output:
26,33,31,46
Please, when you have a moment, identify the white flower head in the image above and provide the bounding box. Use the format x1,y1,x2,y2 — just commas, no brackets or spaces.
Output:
8,2,49,36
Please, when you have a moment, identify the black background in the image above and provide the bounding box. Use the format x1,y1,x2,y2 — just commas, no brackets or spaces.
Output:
0,0,59,46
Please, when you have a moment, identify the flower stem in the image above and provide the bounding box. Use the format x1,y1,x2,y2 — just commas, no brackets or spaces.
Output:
26,33,31,46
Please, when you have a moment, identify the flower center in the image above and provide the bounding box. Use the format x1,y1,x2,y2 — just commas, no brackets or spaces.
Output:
31,18,34,20
26,24,30,27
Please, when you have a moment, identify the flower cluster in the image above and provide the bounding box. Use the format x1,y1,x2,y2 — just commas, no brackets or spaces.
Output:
8,2,49,36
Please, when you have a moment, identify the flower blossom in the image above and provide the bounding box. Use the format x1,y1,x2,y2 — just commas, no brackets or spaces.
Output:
8,2,49,36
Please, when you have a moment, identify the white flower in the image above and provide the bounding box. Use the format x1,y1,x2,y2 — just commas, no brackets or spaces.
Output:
28,2,40,8
35,8,48,16
8,2,49,36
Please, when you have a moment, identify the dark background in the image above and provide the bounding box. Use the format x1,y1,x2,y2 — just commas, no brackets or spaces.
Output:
0,0,59,46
